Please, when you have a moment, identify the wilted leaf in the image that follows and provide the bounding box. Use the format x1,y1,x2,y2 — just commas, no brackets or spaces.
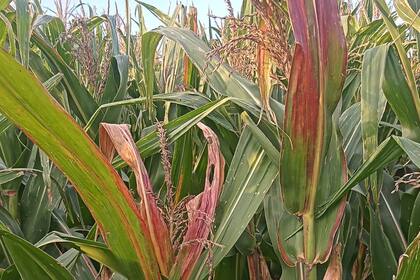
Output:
171,123,225,280
99,123,173,277
191,119,278,279
323,244,342,280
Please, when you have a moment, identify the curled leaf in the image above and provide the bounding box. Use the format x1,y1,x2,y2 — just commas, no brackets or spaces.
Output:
172,122,225,280
99,123,173,277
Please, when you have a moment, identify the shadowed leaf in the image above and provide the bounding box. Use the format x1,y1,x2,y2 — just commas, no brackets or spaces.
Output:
0,229,73,280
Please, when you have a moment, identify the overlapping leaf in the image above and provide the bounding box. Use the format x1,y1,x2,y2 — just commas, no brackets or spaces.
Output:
99,123,172,277
0,228,73,280
0,49,158,279
142,26,284,124
280,0,347,214
171,123,225,280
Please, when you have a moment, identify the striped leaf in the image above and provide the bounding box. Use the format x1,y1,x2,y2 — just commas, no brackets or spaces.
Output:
280,0,347,214
0,229,73,280
278,0,348,271
0,49,159,279
396,232,420,280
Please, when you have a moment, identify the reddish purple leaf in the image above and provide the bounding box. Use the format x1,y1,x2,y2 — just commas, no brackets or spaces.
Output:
172,122,225,280
100,123,173,277
281,0,347,214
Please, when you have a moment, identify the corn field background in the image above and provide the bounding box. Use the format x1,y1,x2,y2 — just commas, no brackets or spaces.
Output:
0,0,419,279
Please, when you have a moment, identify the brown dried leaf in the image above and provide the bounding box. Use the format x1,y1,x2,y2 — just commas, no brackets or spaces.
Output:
323,244,342,280
247,250,272,280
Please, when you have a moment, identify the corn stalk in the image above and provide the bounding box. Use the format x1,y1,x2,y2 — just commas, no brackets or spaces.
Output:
279,0,347,278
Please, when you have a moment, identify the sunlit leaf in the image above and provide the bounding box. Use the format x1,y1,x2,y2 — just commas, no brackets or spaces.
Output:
0,49,158,279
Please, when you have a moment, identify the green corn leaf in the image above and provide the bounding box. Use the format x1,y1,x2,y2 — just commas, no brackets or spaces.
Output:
86,55,129,137
141,31,163,117
0,114,11,136
16,0,31,67
37,232,125,276
394,0,420,32
112,98,231,168
55,249,94,279
0,206,23,237
396,232,420,280
0,229,73,280
0,0,11,11
361,45,388,202
0,49,159,279
341,194,362,279
136,1,174,26
21,174,51,243
172,131,193,201
362,45,420,141
0,169,26,185
43,73,64,91
32,34,98,127
142,27,284,123
409,194,420,242
361,47,387,158
70,16,106,35
317,136,420,218
283,136,420,251
191,118,278,279
381,46,420,141
379,174,407,257
370,207,398,279
0,12,16,56
85,92,235,133
100,55,129,112
264,177,301,268
378,177,407,256
104,15,120,56
0,265,21,280
339,103,362,171
373,0,419,107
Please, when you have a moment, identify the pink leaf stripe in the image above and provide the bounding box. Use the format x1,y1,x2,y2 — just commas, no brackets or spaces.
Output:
278,0,348,267
173,122,225,280
99,123,173,277
99,122,224,280
281,0,347,213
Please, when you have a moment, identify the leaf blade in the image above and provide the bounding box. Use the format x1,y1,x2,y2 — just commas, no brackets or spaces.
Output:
0,49,158,279
0,229,73,280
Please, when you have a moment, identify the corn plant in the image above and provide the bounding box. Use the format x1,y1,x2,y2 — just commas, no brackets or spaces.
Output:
0,0,419,279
